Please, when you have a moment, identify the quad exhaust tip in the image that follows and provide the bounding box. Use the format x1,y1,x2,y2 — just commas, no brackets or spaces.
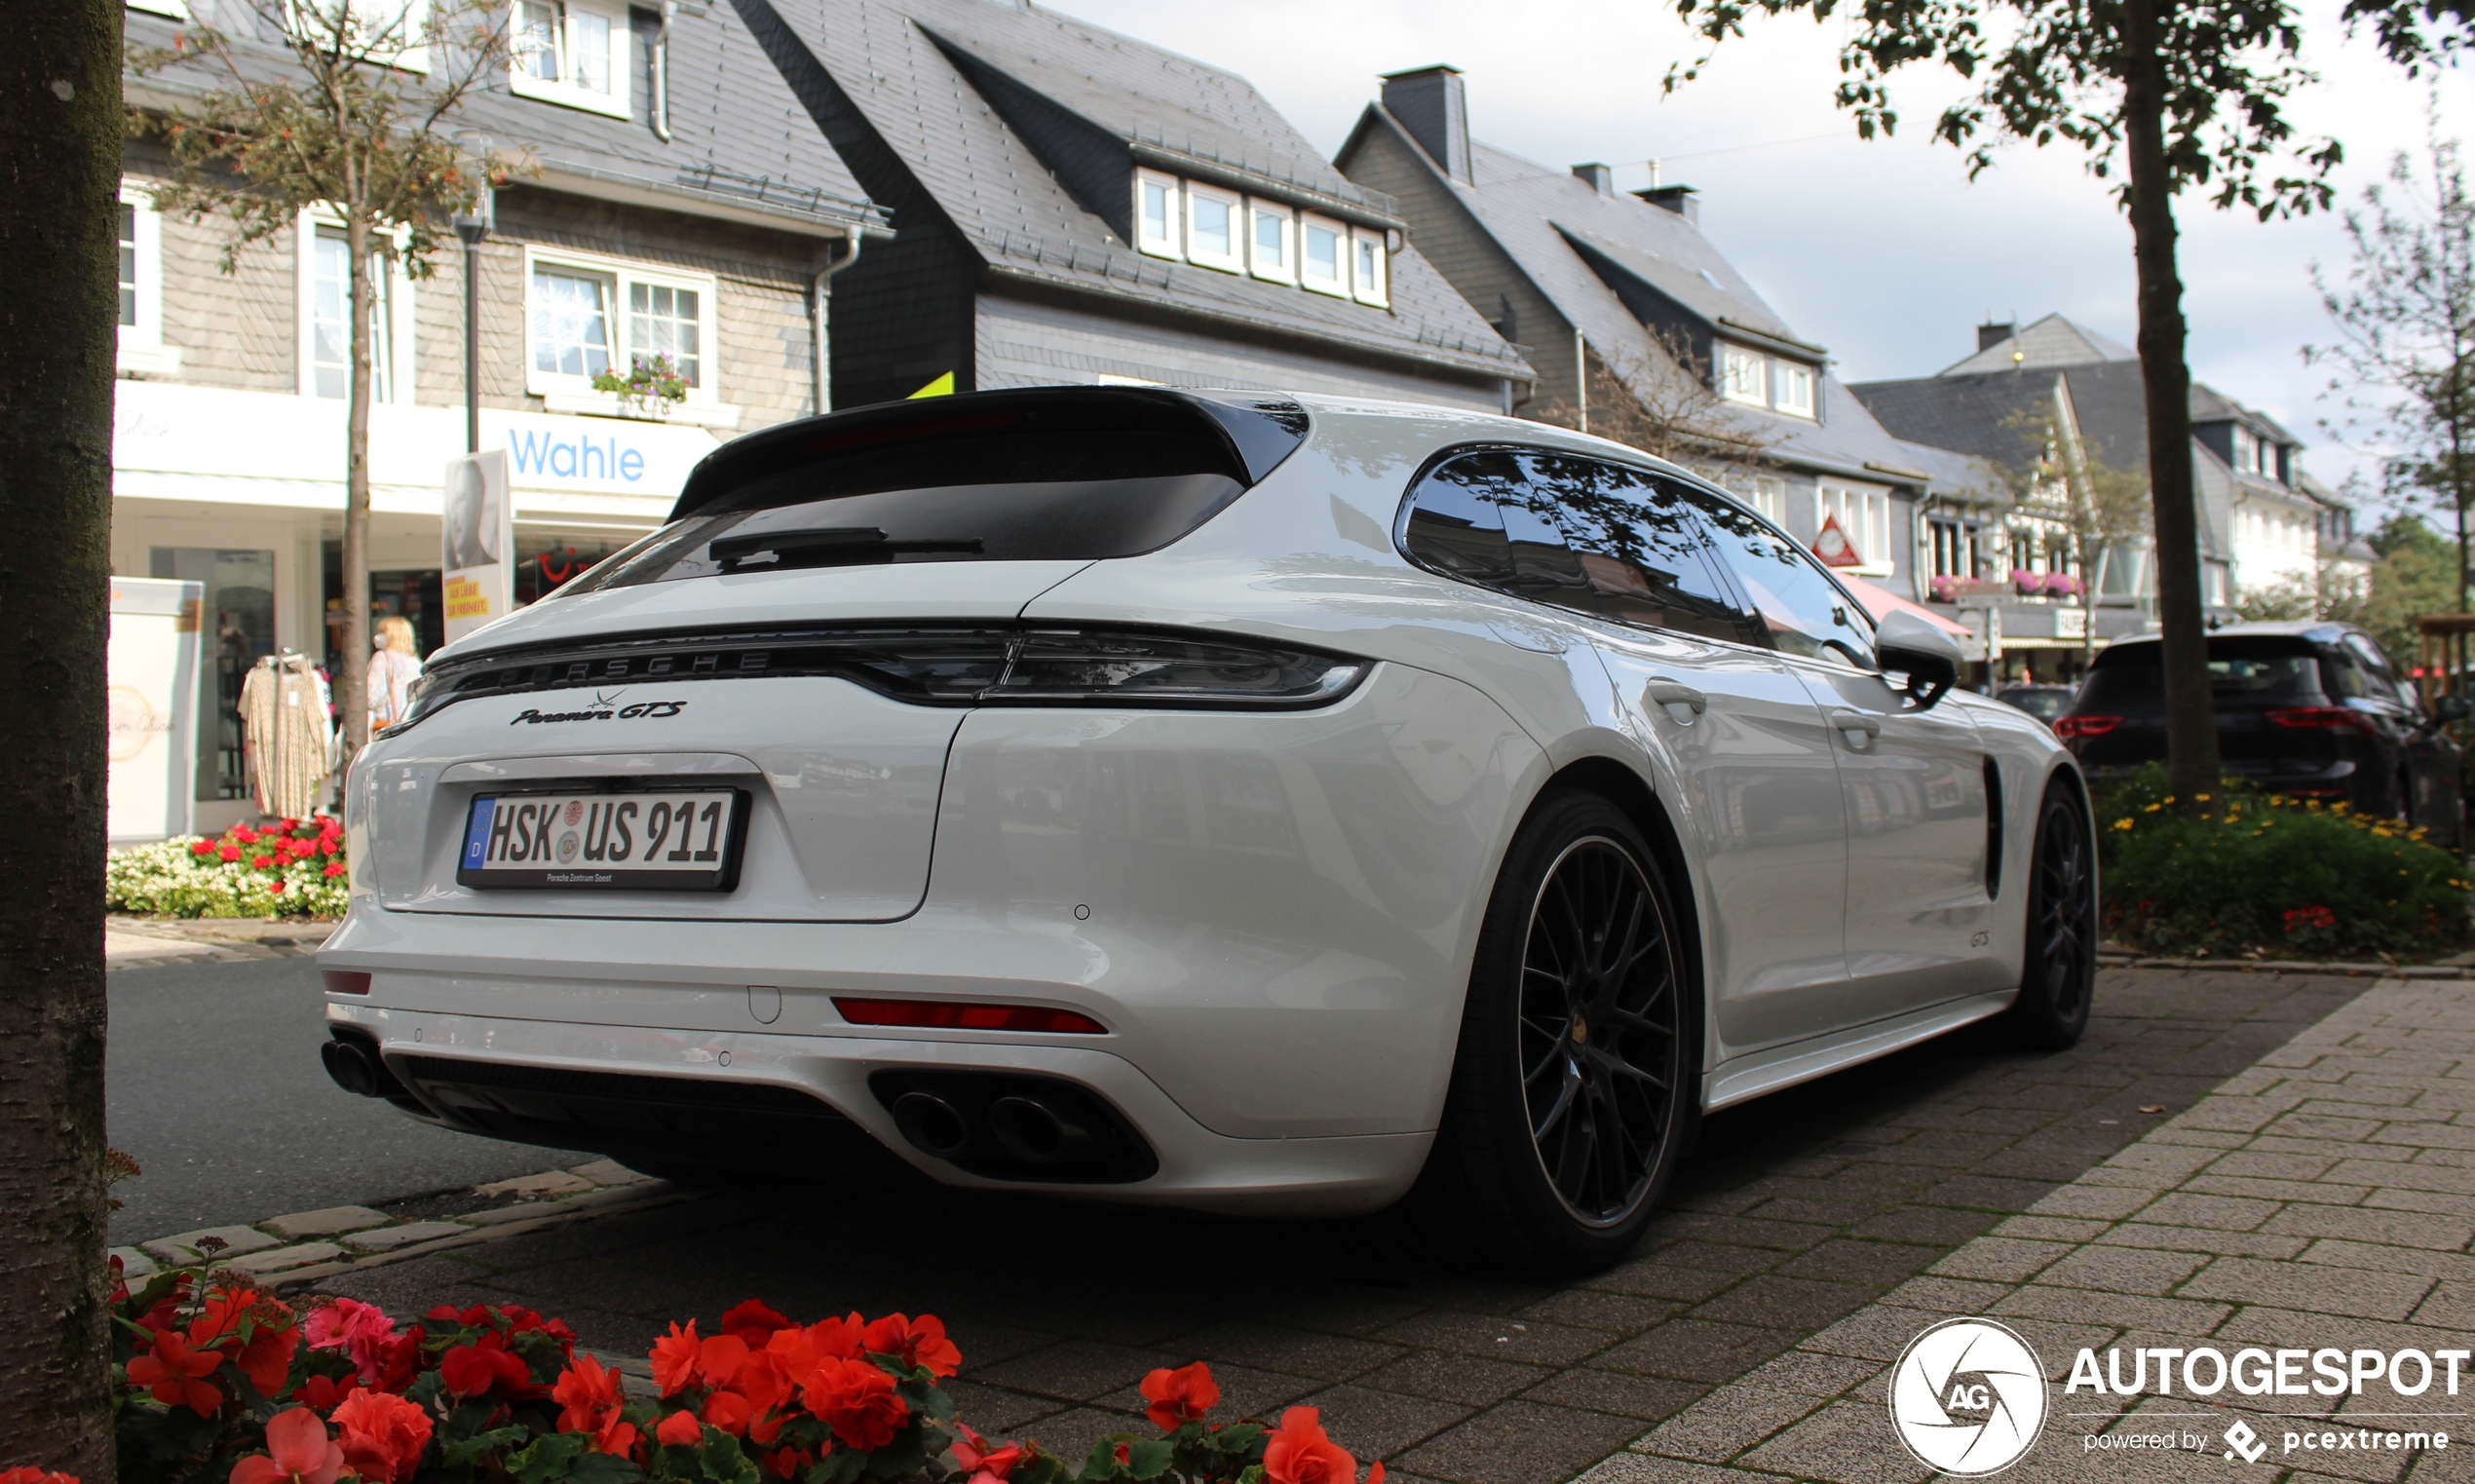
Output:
321,1037,387,1098
868,1070,1157,1184
890,1091,971,1158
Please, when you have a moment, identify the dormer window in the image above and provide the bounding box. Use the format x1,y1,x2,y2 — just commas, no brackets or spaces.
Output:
1301,214,1346,296
1720,344,1766,405
1185,182,1242,273
512,0,628,118
1135,169,1180,258
1352,228,1389,307
1249,201,1294,284
1774,361,1814,418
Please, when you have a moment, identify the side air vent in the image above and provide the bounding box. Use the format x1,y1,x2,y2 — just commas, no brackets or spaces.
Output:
1983,756,2004,899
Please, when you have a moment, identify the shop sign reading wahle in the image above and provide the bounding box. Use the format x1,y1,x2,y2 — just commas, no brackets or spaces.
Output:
443,449,514,644
1813,513,1864,568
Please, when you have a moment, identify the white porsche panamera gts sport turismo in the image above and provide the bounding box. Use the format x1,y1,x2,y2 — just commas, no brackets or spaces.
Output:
317,387,2095,1273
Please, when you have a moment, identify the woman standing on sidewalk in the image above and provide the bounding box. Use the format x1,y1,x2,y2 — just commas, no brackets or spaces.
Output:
367,615,422,737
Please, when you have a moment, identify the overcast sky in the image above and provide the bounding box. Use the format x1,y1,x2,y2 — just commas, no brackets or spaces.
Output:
1054,0,2471,503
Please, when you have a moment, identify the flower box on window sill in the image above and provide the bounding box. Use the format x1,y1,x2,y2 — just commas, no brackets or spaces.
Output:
540,392,742,430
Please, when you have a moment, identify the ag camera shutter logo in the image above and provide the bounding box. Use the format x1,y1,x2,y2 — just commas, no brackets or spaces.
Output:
1889,1317,2049,1475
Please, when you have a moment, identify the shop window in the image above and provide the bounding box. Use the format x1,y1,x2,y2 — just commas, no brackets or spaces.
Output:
512,0,628,117
151,547,274,803
514,534,637,606
117,183,181,375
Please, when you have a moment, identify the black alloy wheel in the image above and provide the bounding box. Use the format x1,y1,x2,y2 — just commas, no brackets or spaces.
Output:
2001,782,2096,1049
1416,790,1695,1275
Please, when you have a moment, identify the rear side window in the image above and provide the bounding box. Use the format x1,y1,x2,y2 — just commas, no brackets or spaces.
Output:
561,389,1305,593
1399,448,1747,644
2079,637,2327,708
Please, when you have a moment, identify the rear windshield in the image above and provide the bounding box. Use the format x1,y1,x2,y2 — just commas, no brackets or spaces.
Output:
562,389,1305,594
2077,637,2327,709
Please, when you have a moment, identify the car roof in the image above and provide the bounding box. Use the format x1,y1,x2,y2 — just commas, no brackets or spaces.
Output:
2100,620,2362,652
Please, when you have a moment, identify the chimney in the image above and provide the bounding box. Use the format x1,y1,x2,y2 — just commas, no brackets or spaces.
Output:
1572,162,1614,196
1977,322,2016,353
1380,65,1471,184
1632,185,1698,223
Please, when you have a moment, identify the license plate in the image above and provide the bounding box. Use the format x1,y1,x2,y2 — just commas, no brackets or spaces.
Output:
458,789,747,891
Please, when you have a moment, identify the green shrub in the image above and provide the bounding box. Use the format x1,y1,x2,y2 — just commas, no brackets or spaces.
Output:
2095,765,2469,958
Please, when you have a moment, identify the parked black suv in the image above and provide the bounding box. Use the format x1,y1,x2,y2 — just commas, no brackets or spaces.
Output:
2057,622,2468,844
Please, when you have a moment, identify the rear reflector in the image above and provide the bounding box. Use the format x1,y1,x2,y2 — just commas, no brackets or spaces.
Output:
832,997,1105,1035
2266,706,2369,731
323,970,371,996
2053,715,2122,738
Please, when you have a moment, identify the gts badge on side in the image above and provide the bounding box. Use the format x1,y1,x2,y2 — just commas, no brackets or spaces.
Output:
510,691,688,726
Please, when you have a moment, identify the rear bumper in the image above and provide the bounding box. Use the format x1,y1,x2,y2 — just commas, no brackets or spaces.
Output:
324,999,1430,1217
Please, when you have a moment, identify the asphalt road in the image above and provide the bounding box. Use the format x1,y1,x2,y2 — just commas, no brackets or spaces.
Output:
106,957,589,1245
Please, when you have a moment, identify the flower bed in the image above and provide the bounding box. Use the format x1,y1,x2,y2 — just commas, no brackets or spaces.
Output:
2097,767,2470,958
107,818,348,919
98,1261,1377,1484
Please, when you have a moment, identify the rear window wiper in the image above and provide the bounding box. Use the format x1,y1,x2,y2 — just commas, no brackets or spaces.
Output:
708,527,984,572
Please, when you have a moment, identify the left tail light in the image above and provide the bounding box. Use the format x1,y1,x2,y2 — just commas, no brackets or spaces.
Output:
2266,706,2372,731
2053,715,2122,739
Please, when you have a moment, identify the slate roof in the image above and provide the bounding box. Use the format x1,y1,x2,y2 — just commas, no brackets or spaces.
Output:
1339,107,1998,499
750,0,1529,384
1939,313,2135,375
126,0,881,236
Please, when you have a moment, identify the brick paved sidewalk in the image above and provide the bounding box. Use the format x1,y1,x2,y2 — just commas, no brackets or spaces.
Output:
1588,977,2475,1484
311,970,2356,1484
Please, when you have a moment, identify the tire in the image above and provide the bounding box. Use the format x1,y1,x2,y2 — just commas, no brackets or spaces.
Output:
1416,790,1698,1275
2000,781,2096,1050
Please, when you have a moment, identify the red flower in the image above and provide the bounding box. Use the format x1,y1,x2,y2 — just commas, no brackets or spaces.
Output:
303,1298,402,1388
552,1354,638,1458
860,1313,961,1378
218,845,242,862
190,839,215,856
268,881,286,894
191,1288,300,1399
1263,1408,1379,1484
438,1340,531,1399
651,1320,702,1395
799,1355,909,1453
324,862,347,877
698,1333,751,1389
229,1407,343,1484
280,818,299,832
234,825,259,844
702,1389,754,1437
655,1410,704,1448
759,1447,815,1479
251,855,276,869
951,1425,1028,1483
1139,1362,1219,1432
329,1390,432,1484
721,1301,796,1345
0,1469,81,1484
128,1326,223,1417
293,1374,362,1415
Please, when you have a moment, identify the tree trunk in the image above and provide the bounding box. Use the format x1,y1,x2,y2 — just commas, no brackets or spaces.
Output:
340,217,372,757
0,3,121,1475
2122,0,2221,799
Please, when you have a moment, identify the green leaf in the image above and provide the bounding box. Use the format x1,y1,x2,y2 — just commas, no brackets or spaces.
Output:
506,1431,594,1484
1119,1438,1174,1480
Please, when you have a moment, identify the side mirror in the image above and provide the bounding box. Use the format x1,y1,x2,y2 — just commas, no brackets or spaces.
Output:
2432,694,2470,724
1874,608,1964,710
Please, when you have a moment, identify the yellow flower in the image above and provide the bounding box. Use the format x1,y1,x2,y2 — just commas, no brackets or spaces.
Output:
2164,795,2178,805
2145,803,2163,814
2114,818,2135,831
2196,793,2212,802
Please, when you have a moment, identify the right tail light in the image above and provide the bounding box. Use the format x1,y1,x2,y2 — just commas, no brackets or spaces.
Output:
2053,715,2122,739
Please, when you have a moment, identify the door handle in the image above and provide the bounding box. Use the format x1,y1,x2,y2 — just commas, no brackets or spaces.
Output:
1645,679,1707,722
1829,709,1883,742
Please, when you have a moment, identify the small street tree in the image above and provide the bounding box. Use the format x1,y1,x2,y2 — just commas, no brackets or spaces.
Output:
2029,408,2154,672
0,1,121,1472
1661,0,2345,799
129,0,514,750
1533,330,1785,488
2306,108,2475,668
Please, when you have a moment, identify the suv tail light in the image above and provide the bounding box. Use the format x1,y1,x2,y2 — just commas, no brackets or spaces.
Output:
2266,706,2371,731
2053,715,2122,739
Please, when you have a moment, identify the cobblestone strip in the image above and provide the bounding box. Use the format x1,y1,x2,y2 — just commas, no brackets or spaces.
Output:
114,1161,690,1289
1581,978,2475,1484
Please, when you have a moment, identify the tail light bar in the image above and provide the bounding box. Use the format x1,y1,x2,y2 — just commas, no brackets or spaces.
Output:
396,625,1366,731
833,998,1107,1035
2053,715,2122,739
2266,706,2372,732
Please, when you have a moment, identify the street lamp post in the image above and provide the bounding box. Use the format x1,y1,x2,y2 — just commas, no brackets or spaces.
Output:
452,171,494,455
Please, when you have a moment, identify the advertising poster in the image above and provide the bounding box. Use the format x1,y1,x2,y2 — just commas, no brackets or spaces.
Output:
442,448,513,645
106,577,201,844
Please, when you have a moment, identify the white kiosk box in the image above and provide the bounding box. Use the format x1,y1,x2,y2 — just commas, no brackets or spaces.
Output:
108,577,202,844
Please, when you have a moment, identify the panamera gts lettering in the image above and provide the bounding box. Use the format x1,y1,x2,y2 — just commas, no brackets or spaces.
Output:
509,699,687,725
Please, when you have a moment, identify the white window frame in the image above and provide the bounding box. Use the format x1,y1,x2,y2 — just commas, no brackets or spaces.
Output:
1133,169,1181,260
127,0,189,17
296,208,416,403
1743,475,1785,525
283,0,432,72
1719,343,1767,406
1772,360,1814,418
1815,481,1895,578
1246,199,1294,285
1299,212,1347,298
117,181,181,376
1183,181,1243,275
1350,226,1389,308
509,0,629,119
523,246,723,417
